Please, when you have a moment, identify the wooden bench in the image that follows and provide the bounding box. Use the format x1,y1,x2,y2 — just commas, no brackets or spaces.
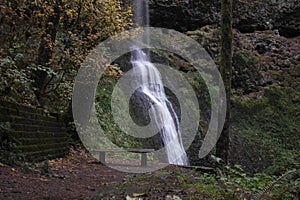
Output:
91,149,155,166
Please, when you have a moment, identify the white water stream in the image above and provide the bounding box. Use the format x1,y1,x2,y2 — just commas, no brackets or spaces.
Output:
132,0,189,165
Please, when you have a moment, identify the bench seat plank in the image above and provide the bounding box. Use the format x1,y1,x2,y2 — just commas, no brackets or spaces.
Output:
91,149,154,153
90,149,155,166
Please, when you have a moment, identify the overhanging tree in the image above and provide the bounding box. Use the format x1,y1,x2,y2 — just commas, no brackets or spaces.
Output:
216,0,233,163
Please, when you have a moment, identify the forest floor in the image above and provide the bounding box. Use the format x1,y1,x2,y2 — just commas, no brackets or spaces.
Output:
0,148,128,199
0,148,241,200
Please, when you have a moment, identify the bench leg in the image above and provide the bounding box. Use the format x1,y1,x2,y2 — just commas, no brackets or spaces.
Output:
99,152,106,164
141,153,147,166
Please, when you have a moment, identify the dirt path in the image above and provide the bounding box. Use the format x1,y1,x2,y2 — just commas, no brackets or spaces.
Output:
0,148,246,199
0,148,128,200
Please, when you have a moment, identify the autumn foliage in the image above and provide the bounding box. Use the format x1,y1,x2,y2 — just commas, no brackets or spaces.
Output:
0,0,132,110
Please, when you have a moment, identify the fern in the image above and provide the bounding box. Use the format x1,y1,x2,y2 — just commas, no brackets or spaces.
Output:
251,169,298,200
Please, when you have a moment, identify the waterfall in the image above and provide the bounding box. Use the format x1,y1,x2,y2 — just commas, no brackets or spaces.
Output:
131,0,189,165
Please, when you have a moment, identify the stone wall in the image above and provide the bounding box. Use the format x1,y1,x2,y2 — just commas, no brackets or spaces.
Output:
0,100,69,162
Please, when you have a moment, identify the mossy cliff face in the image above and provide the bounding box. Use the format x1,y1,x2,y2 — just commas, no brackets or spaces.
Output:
149,0,300,37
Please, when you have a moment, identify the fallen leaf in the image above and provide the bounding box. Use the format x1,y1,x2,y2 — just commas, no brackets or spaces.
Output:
133,192,147,197
166,195,182,200
126,195,139,200
0,162,6,167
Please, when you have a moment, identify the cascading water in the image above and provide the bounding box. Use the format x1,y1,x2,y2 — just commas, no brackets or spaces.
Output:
132,0,189,165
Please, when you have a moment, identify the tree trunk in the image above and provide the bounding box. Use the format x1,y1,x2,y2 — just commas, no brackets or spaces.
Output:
216,0,233,164
35,4,60,104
